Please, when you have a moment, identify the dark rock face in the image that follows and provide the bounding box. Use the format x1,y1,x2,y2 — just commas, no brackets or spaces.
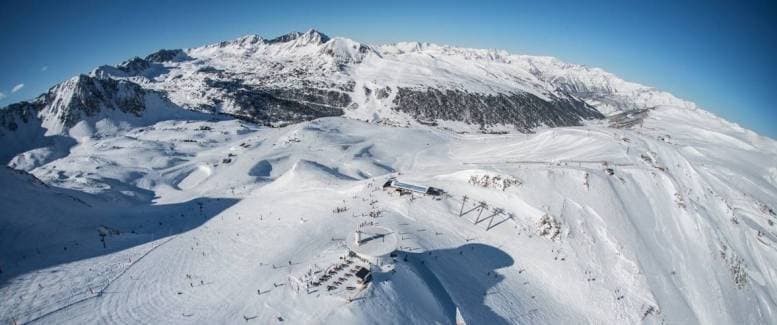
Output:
145,49,191,63
0,76,154,164
48,75,147,128
0,101,45,134
0,100,50,164
204,78,348,125
113,56,172,79
267,32,304,44
0,75,150,133
196,66,225,74
320,43,373,64
392,87,603,130
117,57,151,75
267,30,330,44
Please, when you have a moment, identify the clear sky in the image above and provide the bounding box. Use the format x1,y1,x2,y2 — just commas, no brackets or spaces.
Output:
1,0,775,138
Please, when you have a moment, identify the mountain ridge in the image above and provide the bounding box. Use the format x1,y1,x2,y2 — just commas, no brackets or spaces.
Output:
1,29,710,138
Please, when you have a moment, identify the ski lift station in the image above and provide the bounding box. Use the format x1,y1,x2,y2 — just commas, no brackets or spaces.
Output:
347,225,398,270
382,178,444,196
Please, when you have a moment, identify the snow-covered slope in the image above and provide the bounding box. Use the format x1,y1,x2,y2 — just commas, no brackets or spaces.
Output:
1,30,776,325
1,107,776,324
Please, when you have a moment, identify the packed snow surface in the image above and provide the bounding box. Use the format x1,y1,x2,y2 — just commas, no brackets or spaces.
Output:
2,103,776,324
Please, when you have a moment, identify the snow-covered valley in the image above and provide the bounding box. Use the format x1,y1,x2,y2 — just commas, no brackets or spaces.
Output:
1,30,776,324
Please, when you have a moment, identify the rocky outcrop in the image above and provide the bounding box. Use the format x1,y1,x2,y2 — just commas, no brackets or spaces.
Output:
145,49,191,63
0,101,45,134
267,29,330,45
117,57,152,75
43,75,147,128
0,75,157,136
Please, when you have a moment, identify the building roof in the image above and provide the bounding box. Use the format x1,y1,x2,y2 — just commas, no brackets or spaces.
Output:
355,267,370,278
391,180,429,193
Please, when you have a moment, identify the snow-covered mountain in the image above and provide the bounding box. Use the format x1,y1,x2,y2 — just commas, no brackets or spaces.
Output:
3,29,698,138
1,30,776,324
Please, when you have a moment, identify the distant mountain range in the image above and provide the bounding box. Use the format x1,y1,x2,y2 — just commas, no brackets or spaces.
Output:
1,29,699,138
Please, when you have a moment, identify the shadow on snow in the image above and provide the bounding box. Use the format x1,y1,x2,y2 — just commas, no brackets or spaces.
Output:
0,195,239,287
376,243,514,324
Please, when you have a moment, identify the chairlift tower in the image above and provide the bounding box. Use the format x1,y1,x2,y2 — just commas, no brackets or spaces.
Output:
347,226,398,271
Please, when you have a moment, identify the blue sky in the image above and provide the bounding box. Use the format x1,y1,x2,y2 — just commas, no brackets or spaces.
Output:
1,0,775,138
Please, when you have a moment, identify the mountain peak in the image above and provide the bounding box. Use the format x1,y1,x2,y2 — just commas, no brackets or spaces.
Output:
267,29,330,45
234,34,264,47
145,49,191,63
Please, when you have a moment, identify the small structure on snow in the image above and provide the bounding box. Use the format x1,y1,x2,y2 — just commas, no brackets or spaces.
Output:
354,266,372,285
348,225,398,270
382,178,444,196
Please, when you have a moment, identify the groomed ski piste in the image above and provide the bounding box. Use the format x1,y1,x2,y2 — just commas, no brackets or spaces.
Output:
2,104,777,324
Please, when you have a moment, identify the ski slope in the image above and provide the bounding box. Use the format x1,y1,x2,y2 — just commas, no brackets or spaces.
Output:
2,104,776,324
